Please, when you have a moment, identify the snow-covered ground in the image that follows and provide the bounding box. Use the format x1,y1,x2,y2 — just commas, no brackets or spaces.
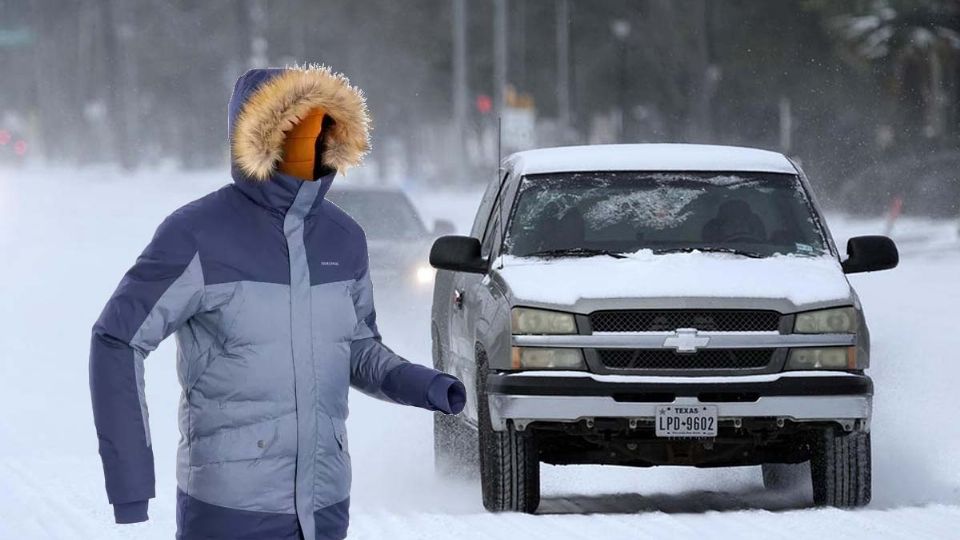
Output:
1,166,959,539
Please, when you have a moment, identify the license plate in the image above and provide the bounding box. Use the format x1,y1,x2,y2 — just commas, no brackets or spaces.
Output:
655,405,718,438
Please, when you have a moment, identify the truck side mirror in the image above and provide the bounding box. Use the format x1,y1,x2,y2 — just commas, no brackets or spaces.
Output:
842,235,899,274
430,235,487,274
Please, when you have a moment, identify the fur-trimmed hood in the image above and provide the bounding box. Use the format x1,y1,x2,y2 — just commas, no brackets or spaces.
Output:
228,65,371,181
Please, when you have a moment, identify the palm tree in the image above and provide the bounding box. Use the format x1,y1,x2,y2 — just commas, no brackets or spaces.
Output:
829,0,960,144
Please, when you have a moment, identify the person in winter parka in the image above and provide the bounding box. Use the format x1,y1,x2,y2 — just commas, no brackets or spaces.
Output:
89,65,467,540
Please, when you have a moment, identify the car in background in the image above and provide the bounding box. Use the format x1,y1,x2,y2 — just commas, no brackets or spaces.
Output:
430,144,899,513
326,186,455,294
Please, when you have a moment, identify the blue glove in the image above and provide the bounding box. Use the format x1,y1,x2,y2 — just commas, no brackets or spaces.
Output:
427,374,467,414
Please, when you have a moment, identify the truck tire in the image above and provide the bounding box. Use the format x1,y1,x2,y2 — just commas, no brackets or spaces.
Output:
476,345,540,513
810,427,871,508
762,462,810,491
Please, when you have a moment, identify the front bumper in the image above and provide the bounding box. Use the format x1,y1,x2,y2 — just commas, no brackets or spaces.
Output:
486,371,872,431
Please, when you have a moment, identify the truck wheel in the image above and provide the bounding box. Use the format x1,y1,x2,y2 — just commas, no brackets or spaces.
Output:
761,462,810,491
476,345,540,513
810,427,871,508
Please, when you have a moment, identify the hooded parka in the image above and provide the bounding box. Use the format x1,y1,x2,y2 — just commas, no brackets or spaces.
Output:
90,66,466,540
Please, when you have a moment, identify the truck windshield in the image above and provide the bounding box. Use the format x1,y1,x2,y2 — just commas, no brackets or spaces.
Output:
504,172,829,258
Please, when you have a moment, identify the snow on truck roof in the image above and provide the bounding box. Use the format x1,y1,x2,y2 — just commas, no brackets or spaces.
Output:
506,144,797,176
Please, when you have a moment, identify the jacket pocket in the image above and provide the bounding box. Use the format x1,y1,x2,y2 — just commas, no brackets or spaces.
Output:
311,280,358,343
315,415,352,508
330,416,348,454
189,415,294,466
338,281,359,340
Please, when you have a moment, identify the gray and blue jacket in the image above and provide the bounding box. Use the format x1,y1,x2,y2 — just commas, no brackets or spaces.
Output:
90,66,466,540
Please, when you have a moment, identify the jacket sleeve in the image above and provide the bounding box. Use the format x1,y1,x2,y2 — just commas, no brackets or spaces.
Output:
348,239,465,415
89,215,204,524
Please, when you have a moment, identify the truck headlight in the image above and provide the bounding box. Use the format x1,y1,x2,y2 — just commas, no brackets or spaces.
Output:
511,347,585,369
413,263,435,285
794,307,858,334
511,307,577,335
786,347,855,370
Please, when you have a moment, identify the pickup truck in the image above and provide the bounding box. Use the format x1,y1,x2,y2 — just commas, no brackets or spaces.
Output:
429,144,898,513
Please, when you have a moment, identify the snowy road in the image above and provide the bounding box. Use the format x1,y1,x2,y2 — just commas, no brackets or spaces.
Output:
1,167,959,539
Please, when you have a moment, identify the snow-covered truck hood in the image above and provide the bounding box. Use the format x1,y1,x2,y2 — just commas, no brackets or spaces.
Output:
493,252,854,314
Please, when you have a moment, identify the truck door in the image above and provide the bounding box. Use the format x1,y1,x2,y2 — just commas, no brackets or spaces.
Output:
449,172,509,423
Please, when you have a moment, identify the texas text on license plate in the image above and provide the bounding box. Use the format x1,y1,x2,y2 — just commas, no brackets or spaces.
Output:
655,405,718,438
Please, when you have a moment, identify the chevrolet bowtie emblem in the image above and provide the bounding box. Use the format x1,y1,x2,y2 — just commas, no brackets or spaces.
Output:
663,328,710,353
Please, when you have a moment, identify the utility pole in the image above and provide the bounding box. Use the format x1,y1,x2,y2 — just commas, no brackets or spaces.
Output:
556,0,571,132
291,4,307,62
452,0,468,179
779,97,793,154
493,0,508,116
102,0,140,169
516,1,526,90
690,0,717,142
29,0,53,161
248,0,268,68
610,19,631,142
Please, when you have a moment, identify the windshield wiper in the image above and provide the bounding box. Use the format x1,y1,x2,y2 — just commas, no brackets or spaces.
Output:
523,247,627,259
653,246,764,258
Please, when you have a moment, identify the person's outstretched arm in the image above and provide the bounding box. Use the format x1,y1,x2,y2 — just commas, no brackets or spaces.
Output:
348,236,466,414
89,214,204,524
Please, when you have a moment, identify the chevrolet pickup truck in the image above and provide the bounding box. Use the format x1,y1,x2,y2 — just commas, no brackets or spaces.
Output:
429,144,898,513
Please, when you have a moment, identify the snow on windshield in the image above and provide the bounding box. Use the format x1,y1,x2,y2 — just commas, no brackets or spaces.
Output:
512,175,708,232
583,186,704,231
505,172,827,258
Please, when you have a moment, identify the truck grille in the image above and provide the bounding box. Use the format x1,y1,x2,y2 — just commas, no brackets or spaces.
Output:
597,348,775,371
590,310,780,332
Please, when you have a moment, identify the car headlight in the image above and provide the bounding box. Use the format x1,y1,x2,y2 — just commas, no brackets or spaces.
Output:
511,307,577,335
786,347,855,370
511,347,585,369
794,307,858,334
413,264,435,285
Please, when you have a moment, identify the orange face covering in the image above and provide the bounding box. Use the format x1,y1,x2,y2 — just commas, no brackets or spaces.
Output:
279,108,327,180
